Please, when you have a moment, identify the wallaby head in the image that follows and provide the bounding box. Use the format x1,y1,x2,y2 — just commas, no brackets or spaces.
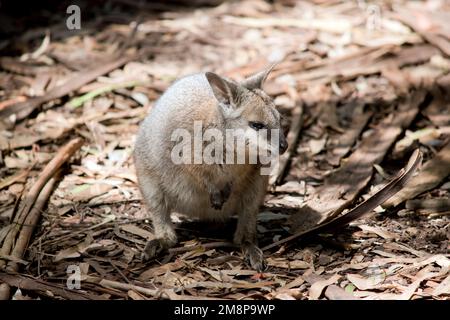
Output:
205,65,288,156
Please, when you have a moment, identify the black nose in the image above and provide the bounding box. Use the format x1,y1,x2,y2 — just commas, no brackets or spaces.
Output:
279,136,288,154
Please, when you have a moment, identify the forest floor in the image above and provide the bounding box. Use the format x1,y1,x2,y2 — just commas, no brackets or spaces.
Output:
0,0,449,300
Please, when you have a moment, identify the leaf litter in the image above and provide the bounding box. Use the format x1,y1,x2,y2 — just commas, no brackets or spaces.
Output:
0,0,449,300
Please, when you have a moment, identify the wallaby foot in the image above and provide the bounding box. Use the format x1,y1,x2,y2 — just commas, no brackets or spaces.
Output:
141,236,177,261
242,242,266,272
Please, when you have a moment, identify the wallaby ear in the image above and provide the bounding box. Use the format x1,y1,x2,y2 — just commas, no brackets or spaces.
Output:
205,72,240,107
241,63,276,90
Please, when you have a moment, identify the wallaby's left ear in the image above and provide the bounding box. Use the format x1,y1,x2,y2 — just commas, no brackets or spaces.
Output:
241,63,276,90
205,72,240,107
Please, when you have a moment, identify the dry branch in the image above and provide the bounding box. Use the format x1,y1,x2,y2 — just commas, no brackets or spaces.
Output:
169,241,237,254
0,138,83,269
87,277,171,299
7,173,59,272
0,273,98,300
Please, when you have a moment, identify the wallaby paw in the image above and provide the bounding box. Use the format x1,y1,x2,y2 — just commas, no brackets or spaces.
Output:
141,239,167,261
243,244,266,272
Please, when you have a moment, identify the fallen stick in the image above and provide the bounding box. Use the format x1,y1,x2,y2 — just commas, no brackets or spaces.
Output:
0,138,83,269
6,172,60,273
87,277,171,299
0,273,98,300
262,149,422,251
168,241,237,255
0,55,135,123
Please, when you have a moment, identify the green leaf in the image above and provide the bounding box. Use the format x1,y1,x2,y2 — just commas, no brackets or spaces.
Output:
345,283,356,293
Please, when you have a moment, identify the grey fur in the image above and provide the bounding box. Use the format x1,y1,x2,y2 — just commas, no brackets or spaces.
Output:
134,66,286,271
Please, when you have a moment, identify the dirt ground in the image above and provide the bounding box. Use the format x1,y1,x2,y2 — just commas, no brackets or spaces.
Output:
0,0,449,300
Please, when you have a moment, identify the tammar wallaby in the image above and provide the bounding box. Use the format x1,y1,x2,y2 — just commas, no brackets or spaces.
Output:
134,65,288,271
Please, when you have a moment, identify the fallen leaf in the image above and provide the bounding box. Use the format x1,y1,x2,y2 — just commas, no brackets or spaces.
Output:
358,224,398,240
120,224,154,240
309,274,341,300
266,257,310,269
433,274,450,296
273,292,296,300
347,273,385,290
69,183,114,202
54,235,93,262
139,260,185,281
309,136,327,155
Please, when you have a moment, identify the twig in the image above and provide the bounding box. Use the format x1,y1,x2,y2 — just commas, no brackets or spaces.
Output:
6,172,60,273
0,138,83,270
118,16,141,56
0,273,98,300
87,277,172,299
109,260,132,285
168,241,237,254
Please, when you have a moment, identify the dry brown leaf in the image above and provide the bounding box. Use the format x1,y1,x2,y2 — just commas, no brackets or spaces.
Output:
309,274,341,300
432,274,450,297
127,290,146,300
266,257,310,269
119,224,154,240
309,136,327,155
347,273,384,291
273,292,297,300
69,183,114,202
139,260,185,281
358,224,398,240
54,235,93,262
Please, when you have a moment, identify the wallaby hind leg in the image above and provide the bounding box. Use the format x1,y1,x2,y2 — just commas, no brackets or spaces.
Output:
234,214,266,272
233,177,267,271
234,206,265,271
137,171,177,261
142,207,177,261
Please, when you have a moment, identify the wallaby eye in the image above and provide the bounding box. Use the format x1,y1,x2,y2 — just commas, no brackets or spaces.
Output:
249,121,266,131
